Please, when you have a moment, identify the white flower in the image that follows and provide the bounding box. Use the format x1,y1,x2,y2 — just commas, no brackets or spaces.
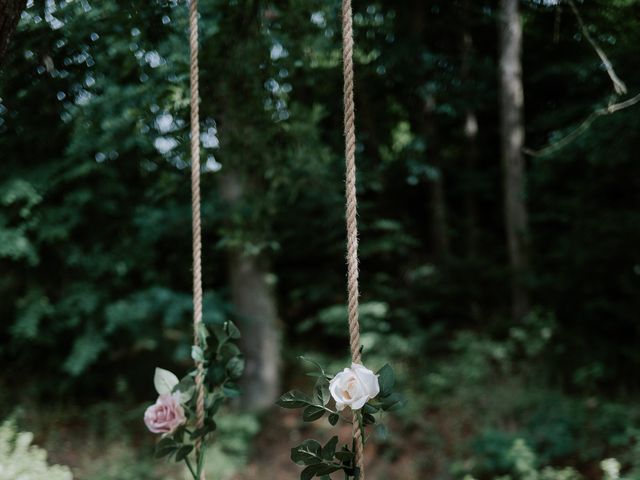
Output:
329,363,380,411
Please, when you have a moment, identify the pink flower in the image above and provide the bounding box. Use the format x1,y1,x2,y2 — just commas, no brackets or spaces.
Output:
144,393,186,434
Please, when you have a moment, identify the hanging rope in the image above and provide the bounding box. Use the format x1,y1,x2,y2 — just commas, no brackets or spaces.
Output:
341,0,365,477
188,0,206,478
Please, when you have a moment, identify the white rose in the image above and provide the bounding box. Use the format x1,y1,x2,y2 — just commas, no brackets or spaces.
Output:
329,363,380,411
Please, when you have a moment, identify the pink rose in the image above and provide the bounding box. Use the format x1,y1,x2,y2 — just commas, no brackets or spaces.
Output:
144,393,186,434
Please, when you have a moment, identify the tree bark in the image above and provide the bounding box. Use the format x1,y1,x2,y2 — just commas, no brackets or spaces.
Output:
461,0,479,260
407,0,450,260
461,0,481,321
0,0,26,65
424,95,450,260
499,0,530,320
217,171,281,411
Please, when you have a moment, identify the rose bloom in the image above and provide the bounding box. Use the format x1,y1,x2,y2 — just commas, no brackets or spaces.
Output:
329,363,380,411
144,393,186,434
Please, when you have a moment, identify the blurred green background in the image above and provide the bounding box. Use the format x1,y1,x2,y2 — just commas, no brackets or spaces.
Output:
1,0,640,479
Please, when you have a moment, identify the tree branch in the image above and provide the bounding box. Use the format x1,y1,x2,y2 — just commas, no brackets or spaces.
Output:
566,0,627,95
523,92,640,157
524,1,633,157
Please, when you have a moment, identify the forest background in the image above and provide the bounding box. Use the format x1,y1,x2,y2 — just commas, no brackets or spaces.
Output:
1,0,640,479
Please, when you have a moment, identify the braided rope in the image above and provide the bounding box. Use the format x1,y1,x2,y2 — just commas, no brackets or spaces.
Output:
188,0,206,478
341,0,365,477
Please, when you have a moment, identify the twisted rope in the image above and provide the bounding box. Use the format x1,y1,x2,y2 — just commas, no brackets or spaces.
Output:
341,0,365,477
188,0,206,478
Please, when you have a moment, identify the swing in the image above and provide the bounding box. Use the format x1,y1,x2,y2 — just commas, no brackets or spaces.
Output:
144,1,401,479
340,0,367,475
275,2,401,479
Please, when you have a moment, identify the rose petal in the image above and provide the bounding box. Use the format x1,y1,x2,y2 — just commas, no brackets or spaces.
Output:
350,394,369,411
351,363,380,399
144,394,186,434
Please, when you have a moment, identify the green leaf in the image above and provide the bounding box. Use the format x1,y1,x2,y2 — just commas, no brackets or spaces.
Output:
219,342,241,361
362,403,379,414
172,425,186,442
206,393,224,413
299,356,328,378
377,364,395,397
291,439,323,465
154,367,179,395
222,383,241,398
303,405,326,422
301,464,323,480
209,364,226,384
316,464,341,476
313,377,330,406
154,438,178,459
363,413,376,425
328,413,339,426
335,450,354,463
225,356,245,379
173,375,195,404
156,437,176,448
212,324,228,343
276,390,313,409
191,418,217,439
191,345,205,363
225,320,241,339
175,444,193,462
380,392,406,412
300,462,341,480
322,436,339,461
197,323,210,349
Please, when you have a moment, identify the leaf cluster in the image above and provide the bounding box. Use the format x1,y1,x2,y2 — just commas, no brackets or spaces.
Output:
277,360,405,479
153,321,244,479
290,437,359,480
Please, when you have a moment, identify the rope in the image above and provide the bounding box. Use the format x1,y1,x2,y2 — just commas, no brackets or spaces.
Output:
188,0,206,478
341,0,365,477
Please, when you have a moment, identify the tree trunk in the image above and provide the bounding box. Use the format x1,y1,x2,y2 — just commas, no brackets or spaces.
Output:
424,95,450,260
461,0,479,260
499,0,530,320
0,0,26,65
461,0,481,321
408,0,450,261
217,171,281,411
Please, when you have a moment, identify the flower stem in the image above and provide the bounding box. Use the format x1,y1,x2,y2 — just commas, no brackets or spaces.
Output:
197,444,205,477
184,456,198,480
